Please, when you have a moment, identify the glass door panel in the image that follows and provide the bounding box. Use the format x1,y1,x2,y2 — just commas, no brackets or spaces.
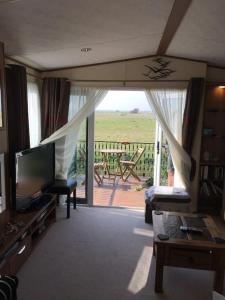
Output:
154,122,169,186
160,132,169,186
72,119,88,204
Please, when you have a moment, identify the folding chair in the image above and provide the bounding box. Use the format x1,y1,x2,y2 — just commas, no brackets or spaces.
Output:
94,162,105,185
120,147,145,181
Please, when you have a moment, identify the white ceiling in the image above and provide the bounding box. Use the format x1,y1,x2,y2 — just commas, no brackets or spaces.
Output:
0,0,174,69
0,0,225,70
167,0,225,66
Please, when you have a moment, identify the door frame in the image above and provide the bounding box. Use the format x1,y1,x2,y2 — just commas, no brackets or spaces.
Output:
153,120,162,186
87,112,95,206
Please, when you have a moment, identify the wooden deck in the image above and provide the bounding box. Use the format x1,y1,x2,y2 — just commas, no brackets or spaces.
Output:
77,177,146,209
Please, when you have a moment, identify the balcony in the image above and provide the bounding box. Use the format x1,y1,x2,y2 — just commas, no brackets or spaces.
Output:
75,140,169,208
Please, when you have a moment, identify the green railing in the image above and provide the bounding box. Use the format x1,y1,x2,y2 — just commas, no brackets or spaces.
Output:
75,140,169,184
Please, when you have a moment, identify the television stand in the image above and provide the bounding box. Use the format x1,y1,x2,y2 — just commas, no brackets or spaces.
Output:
29,193,53,211
0,194,57,275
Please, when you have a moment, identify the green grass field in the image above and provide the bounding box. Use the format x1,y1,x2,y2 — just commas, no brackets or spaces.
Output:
94,111,156,143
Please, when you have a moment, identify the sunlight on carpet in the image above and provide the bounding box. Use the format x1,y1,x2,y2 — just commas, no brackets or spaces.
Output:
128,246,153,294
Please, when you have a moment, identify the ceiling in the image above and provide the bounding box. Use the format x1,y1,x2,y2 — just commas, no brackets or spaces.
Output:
167,0,225,66
0,0,224,70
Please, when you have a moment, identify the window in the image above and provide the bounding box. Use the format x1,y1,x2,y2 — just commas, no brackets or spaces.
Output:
27,82,41,148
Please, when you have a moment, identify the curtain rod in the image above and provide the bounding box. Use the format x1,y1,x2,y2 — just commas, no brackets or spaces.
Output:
22,76,190,83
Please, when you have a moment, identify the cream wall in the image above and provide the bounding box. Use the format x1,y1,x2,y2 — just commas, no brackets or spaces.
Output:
207,66,225,82
43,56,207,89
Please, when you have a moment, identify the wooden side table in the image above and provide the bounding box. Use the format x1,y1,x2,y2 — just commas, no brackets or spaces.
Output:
152,211,225,294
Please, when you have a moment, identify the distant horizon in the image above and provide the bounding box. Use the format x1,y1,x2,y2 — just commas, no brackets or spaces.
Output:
96,90,151,112
96,109,152,113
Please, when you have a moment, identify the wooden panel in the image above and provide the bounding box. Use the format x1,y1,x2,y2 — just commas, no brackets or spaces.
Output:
0,41,8,152
201,86,225,163
0,195,56,257
0,42,9,210
0,258,10,275
0,196,56,275
198,85,225,214
167,246,213,269
9,236,32,274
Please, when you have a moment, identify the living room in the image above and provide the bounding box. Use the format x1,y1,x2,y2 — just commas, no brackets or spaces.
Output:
1,0,225,299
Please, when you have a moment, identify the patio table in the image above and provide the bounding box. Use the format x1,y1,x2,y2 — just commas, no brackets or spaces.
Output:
100,149,125,180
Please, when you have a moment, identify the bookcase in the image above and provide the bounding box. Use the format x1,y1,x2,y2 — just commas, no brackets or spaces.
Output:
198,85,225,215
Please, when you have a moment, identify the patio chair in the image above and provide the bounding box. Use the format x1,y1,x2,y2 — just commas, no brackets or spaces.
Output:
94,162,105,185
120,147,145,182
79,148,105,186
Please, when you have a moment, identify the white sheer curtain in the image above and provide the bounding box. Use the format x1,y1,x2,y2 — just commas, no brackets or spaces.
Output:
41,87,108,179
68,86,87,121
27,82,41,148
145,89,191,189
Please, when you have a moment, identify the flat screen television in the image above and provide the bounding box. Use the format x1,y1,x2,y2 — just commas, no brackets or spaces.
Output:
15,143,55,211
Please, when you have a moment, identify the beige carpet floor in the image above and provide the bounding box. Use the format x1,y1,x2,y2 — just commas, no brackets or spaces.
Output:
17,206,219,300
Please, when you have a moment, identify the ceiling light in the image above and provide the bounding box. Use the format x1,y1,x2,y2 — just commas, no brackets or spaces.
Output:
81,47,92,52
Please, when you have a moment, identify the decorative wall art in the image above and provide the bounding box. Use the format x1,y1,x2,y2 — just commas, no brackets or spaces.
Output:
143,57,175,80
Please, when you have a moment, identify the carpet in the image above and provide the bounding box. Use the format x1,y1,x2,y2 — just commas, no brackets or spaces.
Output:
17,206,218,300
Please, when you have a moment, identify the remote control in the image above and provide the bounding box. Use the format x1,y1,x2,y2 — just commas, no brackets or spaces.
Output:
180,226,203,233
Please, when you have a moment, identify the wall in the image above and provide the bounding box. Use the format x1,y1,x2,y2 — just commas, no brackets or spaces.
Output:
207,66,225,83
43,55,207,88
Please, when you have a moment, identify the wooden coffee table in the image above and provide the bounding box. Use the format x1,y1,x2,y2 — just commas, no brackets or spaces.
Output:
152,211,225,294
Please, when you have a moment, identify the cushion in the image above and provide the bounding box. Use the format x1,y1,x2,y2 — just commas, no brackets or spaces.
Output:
49,179,77,194
145,186,190,204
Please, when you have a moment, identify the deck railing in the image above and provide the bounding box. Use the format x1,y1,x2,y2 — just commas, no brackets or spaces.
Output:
76,140,169,184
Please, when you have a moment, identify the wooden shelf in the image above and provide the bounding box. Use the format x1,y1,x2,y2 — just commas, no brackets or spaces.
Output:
198,85,225,215
200,162,225,166
0,194,57,275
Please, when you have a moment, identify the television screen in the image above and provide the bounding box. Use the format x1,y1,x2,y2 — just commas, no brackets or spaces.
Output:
15,143,55,210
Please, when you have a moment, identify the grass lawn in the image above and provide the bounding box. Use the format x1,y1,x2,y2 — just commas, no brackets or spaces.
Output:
94,111,156,143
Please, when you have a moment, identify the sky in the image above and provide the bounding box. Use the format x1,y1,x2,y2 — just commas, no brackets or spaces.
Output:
96,91,151,112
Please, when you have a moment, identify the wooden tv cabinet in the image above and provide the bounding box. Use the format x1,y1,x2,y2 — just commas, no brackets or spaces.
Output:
0,194,57,275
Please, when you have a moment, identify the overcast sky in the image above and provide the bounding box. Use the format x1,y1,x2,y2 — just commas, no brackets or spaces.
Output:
96,91,151,112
